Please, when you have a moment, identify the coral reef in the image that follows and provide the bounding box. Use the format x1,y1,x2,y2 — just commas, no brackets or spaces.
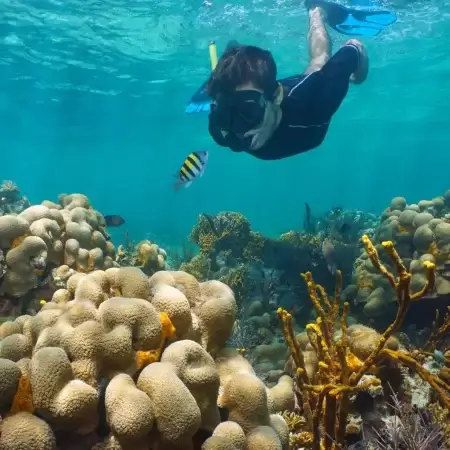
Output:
304,205,379,243
182,210,381,377
2,189,450,450
187,208,378,315
278,235,450,449
190,212,257,261
0,267,296,449
0,193,118,318
347,190,450,321
187,213,326,314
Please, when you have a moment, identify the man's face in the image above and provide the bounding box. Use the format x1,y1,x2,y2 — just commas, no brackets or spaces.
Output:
234,83,282,151
209,82,282,150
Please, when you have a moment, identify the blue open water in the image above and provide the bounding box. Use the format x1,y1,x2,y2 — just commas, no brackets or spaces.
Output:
1,0,449,245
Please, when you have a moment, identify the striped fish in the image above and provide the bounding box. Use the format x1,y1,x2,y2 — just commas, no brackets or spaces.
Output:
174,151,209,190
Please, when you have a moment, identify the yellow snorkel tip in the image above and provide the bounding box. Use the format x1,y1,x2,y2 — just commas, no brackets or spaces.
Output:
209,41,218,71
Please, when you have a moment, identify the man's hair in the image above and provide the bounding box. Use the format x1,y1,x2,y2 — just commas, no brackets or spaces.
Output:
206,45,278,99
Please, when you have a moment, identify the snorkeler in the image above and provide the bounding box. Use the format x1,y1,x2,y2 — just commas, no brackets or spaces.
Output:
206,1,369,160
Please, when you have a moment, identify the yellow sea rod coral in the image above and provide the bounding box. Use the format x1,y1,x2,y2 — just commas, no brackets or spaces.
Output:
278,235,437,450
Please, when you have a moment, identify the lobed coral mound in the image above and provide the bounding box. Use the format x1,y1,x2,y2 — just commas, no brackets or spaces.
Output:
0,267,295,450
0,193,118,301
115,239,168,275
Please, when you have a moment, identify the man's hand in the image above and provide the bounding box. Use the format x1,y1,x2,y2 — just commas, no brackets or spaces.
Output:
244,127,272,151
244,103,282,151
346,39,369,84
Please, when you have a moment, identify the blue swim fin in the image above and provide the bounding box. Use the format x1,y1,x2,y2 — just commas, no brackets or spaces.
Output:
185,85,211,113
309,0,397,37
185,40,240,114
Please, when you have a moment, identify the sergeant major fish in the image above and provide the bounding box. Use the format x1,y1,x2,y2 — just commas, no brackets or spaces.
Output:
174,151,209,190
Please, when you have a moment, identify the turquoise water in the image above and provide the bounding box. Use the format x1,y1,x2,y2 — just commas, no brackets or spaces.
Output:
1,0,449,246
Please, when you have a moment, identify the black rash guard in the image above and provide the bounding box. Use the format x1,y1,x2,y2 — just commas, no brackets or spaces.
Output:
209,44,360,161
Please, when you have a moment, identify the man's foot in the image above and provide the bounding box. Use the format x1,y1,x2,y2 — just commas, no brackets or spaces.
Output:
347,39,369,84
305,0,321,10
306,0,330,24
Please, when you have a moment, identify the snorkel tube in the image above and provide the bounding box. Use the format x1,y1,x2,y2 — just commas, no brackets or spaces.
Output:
185,40,238,113
209,41,218,70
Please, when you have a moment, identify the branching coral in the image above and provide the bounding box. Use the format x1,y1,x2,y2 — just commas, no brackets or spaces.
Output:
219,264,254,310
242,231,267,262
278,235,446,450
179,254,212,281
190,214,232,257
281,230,323,260
190,212,267,265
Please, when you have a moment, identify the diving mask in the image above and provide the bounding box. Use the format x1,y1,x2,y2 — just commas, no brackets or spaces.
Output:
210,90,268,137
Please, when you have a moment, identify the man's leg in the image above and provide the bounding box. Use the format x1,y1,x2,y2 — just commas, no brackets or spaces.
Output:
303,7,332,74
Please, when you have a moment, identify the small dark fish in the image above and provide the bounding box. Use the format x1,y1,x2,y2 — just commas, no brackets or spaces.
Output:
202,213,220,237
174,151,209,191
304,202,311,230
322,238,337,275
339,223,351,234
104,215,125,227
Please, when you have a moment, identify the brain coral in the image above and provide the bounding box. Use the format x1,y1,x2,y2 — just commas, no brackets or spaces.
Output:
0,192,118,299
0,268,293,450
